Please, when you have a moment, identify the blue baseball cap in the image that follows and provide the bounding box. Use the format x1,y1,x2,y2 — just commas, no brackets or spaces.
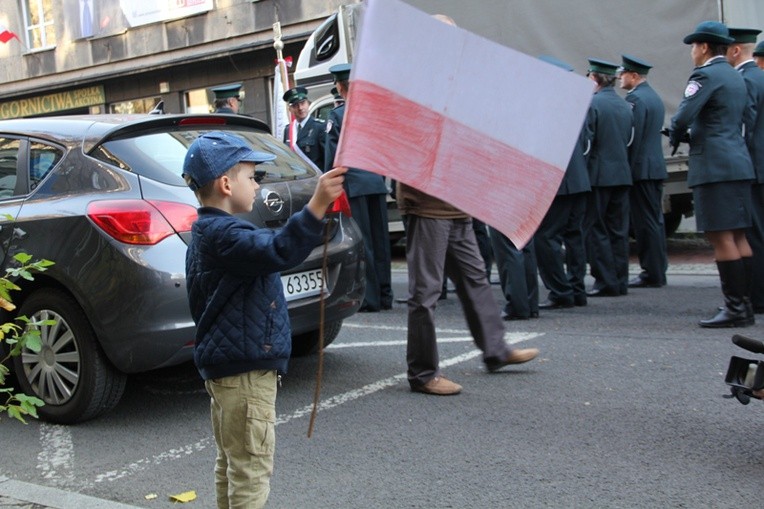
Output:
182,132,275,191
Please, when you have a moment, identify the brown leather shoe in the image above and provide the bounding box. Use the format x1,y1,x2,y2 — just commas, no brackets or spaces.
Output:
411,376,462,395
486,348,540,373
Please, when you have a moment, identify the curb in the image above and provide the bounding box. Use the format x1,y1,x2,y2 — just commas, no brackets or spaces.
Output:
0,477,141,509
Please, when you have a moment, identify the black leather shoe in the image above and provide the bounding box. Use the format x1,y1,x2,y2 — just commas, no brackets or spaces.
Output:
501,311,529,321
539,299,574,310
628,277,663,288
574,295,587,307
586,287,620,297
699,308,754,328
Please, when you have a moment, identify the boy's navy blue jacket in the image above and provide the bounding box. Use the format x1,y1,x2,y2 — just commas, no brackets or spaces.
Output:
186,206,323,380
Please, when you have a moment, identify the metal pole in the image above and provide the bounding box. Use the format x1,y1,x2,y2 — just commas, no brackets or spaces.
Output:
272,22,290,90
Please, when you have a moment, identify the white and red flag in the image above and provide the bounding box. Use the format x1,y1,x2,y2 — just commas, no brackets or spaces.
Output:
272,57,291,141
334,0,594,247
0,25,20,44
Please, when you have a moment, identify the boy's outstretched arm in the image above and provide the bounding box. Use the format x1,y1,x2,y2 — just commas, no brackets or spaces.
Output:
307,167,348,220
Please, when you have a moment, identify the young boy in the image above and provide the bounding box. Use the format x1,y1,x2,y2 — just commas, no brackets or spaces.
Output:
182,131,346,508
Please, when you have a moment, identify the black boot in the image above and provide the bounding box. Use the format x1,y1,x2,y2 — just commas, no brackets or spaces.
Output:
700,259,754,328
742,256,755,322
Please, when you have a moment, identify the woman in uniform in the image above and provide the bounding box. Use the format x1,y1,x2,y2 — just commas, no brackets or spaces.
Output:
670,21,755,328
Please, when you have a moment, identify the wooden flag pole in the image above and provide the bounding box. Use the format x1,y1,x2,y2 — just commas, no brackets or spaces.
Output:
273,19,327,437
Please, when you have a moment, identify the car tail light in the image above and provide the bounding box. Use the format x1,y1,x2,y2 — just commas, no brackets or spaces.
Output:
87,200,198,245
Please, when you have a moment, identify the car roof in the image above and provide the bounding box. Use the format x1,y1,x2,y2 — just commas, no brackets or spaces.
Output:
0,114,272,152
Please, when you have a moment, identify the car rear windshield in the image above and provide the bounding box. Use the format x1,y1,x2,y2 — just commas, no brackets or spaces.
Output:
92,129,318,186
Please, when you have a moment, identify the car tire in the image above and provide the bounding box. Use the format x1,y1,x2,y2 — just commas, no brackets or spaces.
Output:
12,288,127,424
290,320,343,357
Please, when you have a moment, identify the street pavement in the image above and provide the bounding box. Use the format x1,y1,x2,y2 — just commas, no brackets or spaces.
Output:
0,475,141,508
0,235,725,509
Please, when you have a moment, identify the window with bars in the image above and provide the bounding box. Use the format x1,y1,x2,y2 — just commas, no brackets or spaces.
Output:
21,0,56,50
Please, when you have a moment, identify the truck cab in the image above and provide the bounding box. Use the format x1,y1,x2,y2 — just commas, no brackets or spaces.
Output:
294,3,405,243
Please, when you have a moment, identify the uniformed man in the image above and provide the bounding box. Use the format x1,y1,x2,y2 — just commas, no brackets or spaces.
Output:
669,21,755,328
619,54,669,289
331,87,344,108
210,83,242,114
282,86,325,169
583,58,634,297
728,28,764,315
534,56,592,309
324,63,393,311
754,41,764,70
490,230,539,320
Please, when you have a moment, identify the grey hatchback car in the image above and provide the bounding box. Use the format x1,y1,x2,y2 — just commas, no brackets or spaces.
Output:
0,114,365,423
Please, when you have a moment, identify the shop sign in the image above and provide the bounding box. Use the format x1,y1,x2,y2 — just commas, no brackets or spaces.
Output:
0,86,106,119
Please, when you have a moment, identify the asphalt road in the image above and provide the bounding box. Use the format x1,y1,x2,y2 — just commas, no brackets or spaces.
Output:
1,240,763,508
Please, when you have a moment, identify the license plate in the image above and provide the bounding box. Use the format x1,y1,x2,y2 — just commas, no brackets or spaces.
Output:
281,269,324,301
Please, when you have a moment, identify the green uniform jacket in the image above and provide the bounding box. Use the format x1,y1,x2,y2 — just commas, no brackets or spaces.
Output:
670,56,754,187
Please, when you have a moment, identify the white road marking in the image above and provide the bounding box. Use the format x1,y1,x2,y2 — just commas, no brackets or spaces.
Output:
342,323,475,334
37,423,75,487
328,331,542,349
94,442,210,483
91,331,542,484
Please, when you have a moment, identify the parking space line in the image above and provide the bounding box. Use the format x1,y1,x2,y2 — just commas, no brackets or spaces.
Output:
342,323,479,334
91,332,541,484
328,331,542,349
37,423,75,487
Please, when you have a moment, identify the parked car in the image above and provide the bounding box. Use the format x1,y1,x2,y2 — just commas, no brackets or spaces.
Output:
0,113,365,424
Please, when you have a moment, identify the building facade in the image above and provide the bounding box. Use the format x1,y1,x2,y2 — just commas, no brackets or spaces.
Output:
0,0,349,127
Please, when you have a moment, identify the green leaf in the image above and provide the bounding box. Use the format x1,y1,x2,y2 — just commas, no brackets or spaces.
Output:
21,333,42,353
1,322,20,333
7,405,28,424
16,393,44,407
12,253,32,265
17,270,34,282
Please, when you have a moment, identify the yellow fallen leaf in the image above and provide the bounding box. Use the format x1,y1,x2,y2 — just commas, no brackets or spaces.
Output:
169,490,197,503
0,296,16,312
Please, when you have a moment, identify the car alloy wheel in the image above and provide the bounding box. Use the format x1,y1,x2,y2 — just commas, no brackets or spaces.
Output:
13,289,126,424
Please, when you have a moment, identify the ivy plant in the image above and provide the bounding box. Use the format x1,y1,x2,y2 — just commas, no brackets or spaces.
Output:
0,253,55,424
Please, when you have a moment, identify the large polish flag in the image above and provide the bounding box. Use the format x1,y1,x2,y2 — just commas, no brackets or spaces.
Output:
334,0,594,248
